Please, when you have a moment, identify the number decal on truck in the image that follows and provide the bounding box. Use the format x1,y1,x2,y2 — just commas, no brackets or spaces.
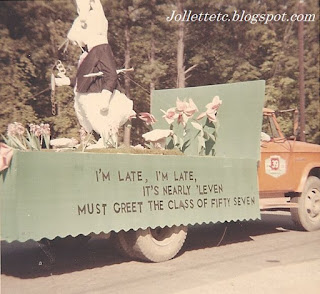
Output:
265,155,286,178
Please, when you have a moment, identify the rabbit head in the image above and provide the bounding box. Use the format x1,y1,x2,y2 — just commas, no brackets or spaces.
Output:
67,0,108,50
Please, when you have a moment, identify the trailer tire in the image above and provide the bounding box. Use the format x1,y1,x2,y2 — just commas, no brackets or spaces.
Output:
117,225,188,262
115,230,139,259
290,176,320,231
135,225,188,262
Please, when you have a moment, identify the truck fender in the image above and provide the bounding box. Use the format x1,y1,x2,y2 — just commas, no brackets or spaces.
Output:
296,164,320,192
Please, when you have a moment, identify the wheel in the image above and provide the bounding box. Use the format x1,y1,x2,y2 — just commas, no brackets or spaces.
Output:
116,225,188,262
290,176,320,231
114,230,139,259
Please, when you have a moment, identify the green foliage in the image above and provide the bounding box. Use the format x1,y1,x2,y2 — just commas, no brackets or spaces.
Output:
0,0,318,144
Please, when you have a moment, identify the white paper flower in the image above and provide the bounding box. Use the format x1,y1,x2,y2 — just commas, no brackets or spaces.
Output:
50,138,78,148
142,129,173,149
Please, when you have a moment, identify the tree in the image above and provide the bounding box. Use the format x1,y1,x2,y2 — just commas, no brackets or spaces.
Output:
0,0,318,144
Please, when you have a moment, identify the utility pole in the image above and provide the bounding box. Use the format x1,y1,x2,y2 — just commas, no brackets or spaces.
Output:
298,0,306,141
176,0,185,88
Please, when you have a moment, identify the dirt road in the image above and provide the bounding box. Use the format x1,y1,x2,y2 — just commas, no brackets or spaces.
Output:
2,211,320,293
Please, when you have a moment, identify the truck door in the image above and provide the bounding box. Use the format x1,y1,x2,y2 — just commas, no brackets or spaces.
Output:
258,110,294,194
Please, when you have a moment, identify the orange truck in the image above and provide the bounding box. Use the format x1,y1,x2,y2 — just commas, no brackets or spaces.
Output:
258,108,320,231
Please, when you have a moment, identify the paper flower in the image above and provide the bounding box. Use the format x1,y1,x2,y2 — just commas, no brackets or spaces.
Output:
197,96,222,122
29,124,42,137
142,129,173,149
176,98,198,117
7,122,25,136
50,138,79,148
176,98,198,126
138,112,157,125
0,143,13,172
161,107,178,124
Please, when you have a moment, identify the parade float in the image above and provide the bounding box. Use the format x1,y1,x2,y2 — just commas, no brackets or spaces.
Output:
1,79,265,262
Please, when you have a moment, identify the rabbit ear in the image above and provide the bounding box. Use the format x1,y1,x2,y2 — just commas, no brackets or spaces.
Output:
75,0,105,24
68,0,108,48
90,0,104,14
76,0,91,21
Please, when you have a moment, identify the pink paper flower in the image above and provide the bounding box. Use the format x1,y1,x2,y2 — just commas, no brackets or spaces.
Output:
177,113,189,127
175,98,198,127
40,123,50,136
176,98,198,117
7,124,15,136
138,112,157,125
197,96,222,122
7,122,25,136
29,124,42,137
29,123,50,137
161,107,178,124
0,143,13,172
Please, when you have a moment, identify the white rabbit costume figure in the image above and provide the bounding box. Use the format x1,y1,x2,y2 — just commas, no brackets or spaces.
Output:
55,0,135,147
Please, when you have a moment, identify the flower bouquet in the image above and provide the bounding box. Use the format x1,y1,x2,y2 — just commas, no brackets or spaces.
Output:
139,96,222,155
2,122,51,151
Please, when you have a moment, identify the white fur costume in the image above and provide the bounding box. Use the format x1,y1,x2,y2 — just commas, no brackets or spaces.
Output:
73,90,134,144
56,0,135,146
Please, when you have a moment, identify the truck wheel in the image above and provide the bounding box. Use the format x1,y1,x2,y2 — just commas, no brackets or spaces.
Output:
117,225,188,262
290,176,320,231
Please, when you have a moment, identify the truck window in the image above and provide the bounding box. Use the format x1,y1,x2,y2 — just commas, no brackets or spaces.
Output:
262,115,280,139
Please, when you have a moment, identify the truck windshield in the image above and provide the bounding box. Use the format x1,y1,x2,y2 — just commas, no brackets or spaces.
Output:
262,115,281,139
